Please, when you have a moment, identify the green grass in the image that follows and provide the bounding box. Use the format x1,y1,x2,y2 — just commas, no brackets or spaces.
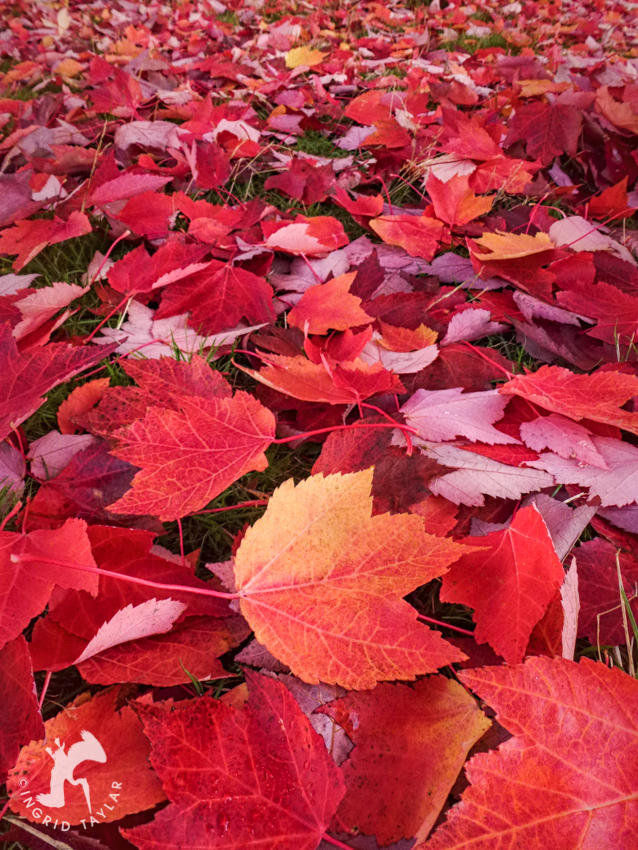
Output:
438,32,510,54
293,130,352,159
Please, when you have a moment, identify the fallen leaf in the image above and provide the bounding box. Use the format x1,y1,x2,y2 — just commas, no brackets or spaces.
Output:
501,365,638,436
401,388,518,445
319,677,490,844
0,325,116,441
441,506,565,663
74,598,187,664
425,657,638,850
234,469,469,689
7,688,165,825
0,636,44,779
288,273,373,335
108,390,275,521
123,671,345,850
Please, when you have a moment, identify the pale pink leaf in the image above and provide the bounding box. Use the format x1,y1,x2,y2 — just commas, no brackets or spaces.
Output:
423,443,554,506
442,309,506,346
74,598,187,664
360,339,439,374
0,442,25,496
561,557,579,661
520,414,608,469
549,216,637,265
0,273,39,297
513,291,582,326
27,430,97,479
401,388,518,445
265,223,336,256
522,494,597,561
236,638,290,673
277,674,353,766
597,505,638,533
114,120,182,152
97,301,265,359
526,436,638,507
90,174,172,205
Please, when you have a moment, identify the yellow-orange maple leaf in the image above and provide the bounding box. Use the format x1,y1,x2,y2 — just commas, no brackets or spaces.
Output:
285,46,327,69
233,469,471,689
470,230,555,261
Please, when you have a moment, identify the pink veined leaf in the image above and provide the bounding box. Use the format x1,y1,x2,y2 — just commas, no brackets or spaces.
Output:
442,308,507,346
27,430,97,480
0,442,25,497
520,414,609,469
420,442,554,506
525,436,638,507
90,173,172,205
360,336,439,374
522,494,597,562
401,388,518,445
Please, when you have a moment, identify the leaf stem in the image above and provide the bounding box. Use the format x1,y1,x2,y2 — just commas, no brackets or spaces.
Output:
272,421,417,445
11,554,240,600
38,670,52,710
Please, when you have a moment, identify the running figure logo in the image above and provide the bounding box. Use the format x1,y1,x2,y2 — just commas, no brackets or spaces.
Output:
36,731,107,813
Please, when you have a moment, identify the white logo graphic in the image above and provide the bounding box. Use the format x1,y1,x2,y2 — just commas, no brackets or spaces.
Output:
36,731,107,813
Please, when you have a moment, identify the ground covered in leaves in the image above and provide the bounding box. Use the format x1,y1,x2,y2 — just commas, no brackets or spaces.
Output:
2,0,638,847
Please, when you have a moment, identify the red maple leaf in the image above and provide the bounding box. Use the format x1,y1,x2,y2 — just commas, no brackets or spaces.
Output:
123,671,345,850
0,325,115,441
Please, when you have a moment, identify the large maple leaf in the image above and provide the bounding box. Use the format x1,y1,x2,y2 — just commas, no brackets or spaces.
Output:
0,326,116,441
108,389,275,521
155,260,275,335
233,469,469,689
123,671,345,850
504,98,583,165
319,677,490,844
441,506,565,663
501,365,638,435
425,657,638,850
